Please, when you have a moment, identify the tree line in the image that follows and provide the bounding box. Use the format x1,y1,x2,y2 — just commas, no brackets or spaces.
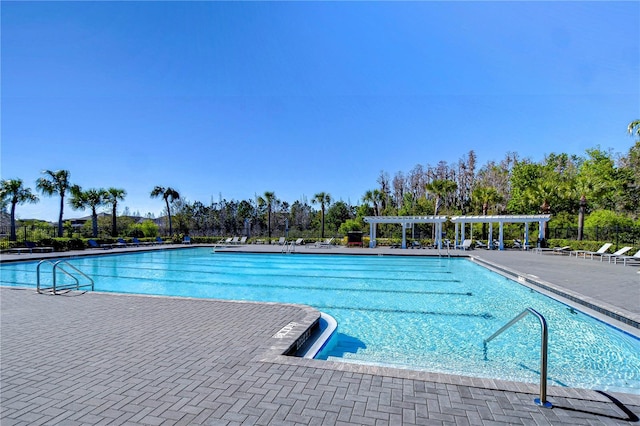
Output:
2,121,639,242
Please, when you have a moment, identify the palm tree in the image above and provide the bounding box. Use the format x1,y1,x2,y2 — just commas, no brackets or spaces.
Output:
312,192,332,238
0,179,39,241
628,119,640,138
150,186,180,236
362,189,384,216
256,191,277,240
523,179,570,240
69,185,108,238
471,186,502,239
425,179,458,215
36,169,71,237
472,186,502,216
105,187,127,237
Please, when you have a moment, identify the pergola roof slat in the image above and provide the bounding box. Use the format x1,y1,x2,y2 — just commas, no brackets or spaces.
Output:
363,215,449,224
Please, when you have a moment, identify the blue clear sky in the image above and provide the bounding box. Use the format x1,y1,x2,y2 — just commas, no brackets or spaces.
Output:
2,1,639,221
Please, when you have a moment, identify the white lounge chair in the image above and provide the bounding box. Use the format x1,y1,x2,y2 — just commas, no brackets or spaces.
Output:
310,238,334,248
475,240,488,249
456,239,472,250
276,237,286,245
614,249,640,266
552,246,572,255
238,236,247,244
570,243,612,259
601,246,632,263
212,237,231,248
294,238,305,245
230,236,240,245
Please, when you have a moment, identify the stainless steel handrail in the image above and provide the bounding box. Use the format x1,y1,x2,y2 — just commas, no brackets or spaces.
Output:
37,260,56,293
281,241,295,254
53,260,94,293
483,307,552,408
36,260,94,294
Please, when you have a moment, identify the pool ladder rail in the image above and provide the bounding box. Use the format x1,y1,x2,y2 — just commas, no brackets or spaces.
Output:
282,241,296,254
36,260,94,295
483,307,552,409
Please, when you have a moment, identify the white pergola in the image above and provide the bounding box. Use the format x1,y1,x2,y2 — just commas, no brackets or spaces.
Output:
363,216,449,249
449,215,551,250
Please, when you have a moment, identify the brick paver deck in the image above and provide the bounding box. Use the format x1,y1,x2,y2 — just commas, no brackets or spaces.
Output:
1,245,639,425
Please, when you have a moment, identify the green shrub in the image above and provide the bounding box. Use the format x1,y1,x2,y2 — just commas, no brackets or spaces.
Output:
585,210,634,229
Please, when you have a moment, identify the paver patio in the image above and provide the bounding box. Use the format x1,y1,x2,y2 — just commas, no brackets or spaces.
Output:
1,245,639,425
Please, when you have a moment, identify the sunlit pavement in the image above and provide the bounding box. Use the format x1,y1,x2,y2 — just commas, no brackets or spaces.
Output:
2,244,639,425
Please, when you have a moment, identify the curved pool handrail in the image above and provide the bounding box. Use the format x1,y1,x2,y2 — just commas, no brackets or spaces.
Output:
483,307,552,409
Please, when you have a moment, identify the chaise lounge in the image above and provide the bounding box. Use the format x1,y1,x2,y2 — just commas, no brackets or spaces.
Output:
613,249,640,266
570,243,612,259
88,239,112,250
8,241,54,254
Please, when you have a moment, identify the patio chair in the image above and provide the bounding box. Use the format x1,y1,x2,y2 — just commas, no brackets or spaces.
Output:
212,237,229,248
294,238,305,245
230,236,240,245
276,237,286,245
570,243,613,260
132,237,153,246
310,238,334,248
551,246,572,255
475,240,488,249
88,239,112,249
456,239,472,251
9,241,54,254
182,236,191,244
114,238,128,248
600,246,632,263
613,249,640,266
238,236,247,244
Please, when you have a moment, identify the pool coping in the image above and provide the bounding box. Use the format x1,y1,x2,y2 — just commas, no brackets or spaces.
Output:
469,256,640,335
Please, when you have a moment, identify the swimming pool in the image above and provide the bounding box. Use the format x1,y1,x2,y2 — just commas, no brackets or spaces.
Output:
1,248,638,394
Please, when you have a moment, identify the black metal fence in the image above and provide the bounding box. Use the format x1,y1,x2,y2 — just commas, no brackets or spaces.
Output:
547,225,640,246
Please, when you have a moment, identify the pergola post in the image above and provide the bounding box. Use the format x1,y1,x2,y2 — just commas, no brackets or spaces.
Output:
401,223,407,249
489,222,494,249
524,222,530,248
460,222,466,248
499,222,504,250
369,222,376,248
538,220,545,247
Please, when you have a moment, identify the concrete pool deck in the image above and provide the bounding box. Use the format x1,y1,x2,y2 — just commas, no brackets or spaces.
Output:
1,244,639,425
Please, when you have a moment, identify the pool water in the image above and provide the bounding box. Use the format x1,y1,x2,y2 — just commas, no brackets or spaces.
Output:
1,248,639,394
